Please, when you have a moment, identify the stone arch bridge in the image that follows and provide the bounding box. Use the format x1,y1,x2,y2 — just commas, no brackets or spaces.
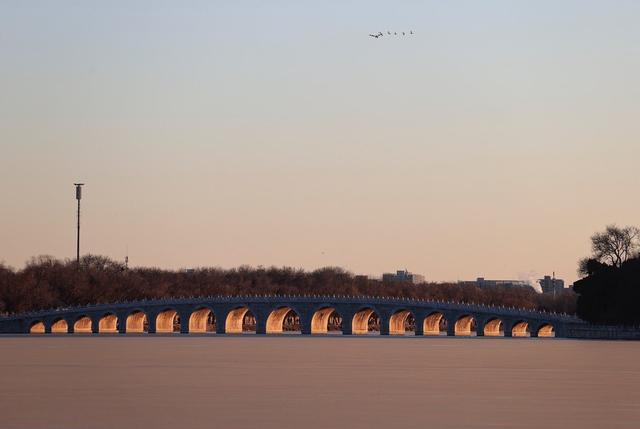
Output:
0,295,579,337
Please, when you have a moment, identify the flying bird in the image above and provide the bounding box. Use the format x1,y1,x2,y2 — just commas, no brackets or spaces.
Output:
369,30,413,39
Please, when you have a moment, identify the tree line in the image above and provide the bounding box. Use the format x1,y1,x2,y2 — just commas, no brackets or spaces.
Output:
0,255,575,316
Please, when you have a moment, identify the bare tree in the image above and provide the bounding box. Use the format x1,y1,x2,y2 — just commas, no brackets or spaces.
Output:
589,225,640,267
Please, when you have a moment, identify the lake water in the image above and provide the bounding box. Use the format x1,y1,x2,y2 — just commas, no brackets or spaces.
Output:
0,336,639,429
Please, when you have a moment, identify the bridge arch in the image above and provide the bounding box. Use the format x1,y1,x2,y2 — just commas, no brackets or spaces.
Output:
188,307,216,333
98,313,118,333
156,308,180,333
311,307,342,334
51,318,68,334
73,315,92,333
29,320,45,334
454,314,476,336
389,309,415,335
352,307,379,335
225,306,256,334
511,321,530,337
266,306,300,334
423,311,447,336
483,317,504,337
537,323,555,337
125,310,148,333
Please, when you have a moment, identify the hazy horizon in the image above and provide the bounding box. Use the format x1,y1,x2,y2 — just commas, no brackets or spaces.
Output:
2,1,640,285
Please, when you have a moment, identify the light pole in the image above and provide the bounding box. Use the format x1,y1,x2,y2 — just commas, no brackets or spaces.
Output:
74,183,84,264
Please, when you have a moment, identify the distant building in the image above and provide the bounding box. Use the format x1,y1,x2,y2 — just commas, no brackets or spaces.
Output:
458,277,530,288
382,270,425,284
538,275,565,294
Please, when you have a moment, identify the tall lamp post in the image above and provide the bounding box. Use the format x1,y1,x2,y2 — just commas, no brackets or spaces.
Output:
74,183,84,264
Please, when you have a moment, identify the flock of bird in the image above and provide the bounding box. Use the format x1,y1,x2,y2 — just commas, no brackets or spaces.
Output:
369,30,414,38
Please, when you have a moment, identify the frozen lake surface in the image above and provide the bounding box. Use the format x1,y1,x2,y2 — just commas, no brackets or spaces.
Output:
1,336,639,429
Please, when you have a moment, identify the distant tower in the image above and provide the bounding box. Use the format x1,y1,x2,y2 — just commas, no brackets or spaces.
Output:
74,183,84,264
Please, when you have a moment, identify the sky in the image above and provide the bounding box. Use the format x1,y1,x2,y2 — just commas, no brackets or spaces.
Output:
1,1,639,284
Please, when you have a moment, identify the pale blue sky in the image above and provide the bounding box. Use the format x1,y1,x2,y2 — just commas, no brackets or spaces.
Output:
2,1,639,284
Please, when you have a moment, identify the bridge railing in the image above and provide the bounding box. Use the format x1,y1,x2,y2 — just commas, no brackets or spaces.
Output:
0,294,580,322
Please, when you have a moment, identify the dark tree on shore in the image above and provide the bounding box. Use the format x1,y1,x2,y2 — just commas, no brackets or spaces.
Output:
574,225,640,325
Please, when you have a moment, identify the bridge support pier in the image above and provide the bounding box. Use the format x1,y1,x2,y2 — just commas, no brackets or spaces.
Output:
179,311,190,334
339,310,354,335
447,324,455,336
379,317,390,336
300,316,312,335
216,323,226,335
116,312,127,334
342,323,353,335
256,318,266,335
414,317,424,336
147,316,157,334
